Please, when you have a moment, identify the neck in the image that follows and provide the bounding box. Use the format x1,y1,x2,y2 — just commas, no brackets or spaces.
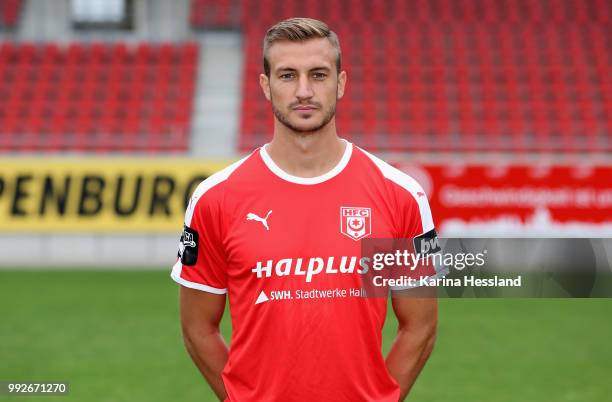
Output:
266,120,346,178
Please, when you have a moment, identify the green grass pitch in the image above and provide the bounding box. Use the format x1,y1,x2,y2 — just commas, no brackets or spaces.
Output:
0,270,610,402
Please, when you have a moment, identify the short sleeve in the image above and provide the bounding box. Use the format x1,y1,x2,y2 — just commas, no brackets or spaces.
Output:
170,185,228,294
391,178,447,286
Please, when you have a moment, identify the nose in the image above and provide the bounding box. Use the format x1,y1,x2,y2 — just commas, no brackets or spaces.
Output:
295,75,314,100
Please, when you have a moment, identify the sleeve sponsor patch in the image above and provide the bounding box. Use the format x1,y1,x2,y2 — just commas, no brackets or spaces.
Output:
413,228,441,256
178,225,199,266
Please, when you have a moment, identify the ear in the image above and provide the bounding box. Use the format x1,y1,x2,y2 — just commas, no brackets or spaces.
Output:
259,73,271,101
337,70,347,100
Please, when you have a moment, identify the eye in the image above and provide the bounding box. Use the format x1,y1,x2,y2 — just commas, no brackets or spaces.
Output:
279,73,295,80
312,72,327,80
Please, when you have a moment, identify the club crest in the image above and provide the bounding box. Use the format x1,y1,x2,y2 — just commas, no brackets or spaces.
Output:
340,207,372,241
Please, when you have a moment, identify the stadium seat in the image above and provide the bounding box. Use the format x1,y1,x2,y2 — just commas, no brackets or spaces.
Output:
0,0,23,29
235,0,611,153
0,41,198,153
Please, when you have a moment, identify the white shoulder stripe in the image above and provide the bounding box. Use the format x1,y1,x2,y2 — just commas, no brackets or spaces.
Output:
359,147,434,233
184,154,250,225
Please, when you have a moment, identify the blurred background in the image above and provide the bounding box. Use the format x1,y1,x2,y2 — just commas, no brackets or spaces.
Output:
0,0,610,401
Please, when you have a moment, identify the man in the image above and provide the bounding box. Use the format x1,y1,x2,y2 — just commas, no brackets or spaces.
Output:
172,18,440,401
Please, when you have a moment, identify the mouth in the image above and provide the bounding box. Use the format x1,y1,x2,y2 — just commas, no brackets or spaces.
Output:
293,107,317,116
292,105,318,112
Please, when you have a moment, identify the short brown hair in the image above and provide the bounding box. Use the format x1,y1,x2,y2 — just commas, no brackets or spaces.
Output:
263,17,342,77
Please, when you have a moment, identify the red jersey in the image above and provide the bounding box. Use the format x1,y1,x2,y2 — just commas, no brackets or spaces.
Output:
171,140,440,402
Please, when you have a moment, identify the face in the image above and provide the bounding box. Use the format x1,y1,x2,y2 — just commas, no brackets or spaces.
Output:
260,37,347,134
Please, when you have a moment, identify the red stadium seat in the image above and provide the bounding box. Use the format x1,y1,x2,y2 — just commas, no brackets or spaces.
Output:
234,0,612,153
0,41,199,153
0,0,23,29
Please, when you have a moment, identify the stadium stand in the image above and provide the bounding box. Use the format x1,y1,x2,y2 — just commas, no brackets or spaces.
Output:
190,0,241,28
0,41,198,152
0,0,23,29
227,0,612,153
1,0,609,154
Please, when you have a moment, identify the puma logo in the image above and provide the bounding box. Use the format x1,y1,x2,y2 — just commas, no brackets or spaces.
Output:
246,210,272,231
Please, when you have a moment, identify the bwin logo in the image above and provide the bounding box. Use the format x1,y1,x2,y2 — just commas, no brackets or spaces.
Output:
420,237,441,254
413,229,442,255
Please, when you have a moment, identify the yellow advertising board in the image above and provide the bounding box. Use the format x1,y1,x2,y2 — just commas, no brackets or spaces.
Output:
0,158,232,232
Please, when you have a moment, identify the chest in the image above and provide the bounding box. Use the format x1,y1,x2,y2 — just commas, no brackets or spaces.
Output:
223,183,399,270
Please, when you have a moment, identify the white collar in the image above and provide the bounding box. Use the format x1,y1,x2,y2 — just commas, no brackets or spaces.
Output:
259,139,352,185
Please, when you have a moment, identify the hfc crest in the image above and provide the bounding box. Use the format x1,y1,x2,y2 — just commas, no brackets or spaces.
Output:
340,207,372,241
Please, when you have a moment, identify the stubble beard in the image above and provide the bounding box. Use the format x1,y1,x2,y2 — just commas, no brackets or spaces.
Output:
271,97,337,134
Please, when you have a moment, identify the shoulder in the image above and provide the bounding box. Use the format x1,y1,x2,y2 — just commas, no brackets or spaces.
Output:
353,146,427,202
184,152,254,224
353,145,435,232
192,154,251,200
